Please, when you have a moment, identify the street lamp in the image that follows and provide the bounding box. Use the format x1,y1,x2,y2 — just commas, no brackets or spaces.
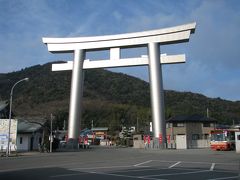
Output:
6,77,29,157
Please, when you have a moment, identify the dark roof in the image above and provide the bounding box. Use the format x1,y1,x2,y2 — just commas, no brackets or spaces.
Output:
80,128,93,136
167,114,217,123
17,120,42,133
91,127,109,131
0,101,9,119
0,101,8,112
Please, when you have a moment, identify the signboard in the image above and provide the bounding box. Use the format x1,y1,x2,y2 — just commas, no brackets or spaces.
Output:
159,133,162,144
150,122,152,132
0,119,18,151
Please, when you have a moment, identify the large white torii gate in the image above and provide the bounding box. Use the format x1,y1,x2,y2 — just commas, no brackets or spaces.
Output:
43,22,196,148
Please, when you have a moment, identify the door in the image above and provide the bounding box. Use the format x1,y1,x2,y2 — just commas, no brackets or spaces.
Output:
30,137,34,151
176,135,187,149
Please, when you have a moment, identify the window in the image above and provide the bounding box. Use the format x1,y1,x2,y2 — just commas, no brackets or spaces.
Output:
166,123,169,128
192,134,200,140
228,132,235,141
211,133,225,141
238,135,240,140
173,123,184,127
177,123,184,127
39,137,42,144
203,134,209,139
20,137,23,144
203,123,210,127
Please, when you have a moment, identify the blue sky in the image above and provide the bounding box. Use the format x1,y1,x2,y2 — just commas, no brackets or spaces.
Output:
0,0,240,101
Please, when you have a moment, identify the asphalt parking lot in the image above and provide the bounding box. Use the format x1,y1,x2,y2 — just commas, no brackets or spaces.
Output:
0,147,239,180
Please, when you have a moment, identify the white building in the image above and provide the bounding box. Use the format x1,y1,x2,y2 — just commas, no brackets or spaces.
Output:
17,120,43,151
0,119,43,153
0,101,44,152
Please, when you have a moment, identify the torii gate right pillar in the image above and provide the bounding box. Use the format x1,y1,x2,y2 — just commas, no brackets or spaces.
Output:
148,43,166,147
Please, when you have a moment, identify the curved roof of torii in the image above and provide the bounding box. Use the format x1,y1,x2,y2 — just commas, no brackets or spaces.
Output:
43,22,196,53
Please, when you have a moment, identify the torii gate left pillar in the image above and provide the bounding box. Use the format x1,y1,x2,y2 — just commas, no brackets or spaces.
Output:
43,22,196,149
67,49,85,147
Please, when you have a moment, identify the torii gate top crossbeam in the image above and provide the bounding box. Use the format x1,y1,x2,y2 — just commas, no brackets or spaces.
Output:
52,54,185,71
43,22,196,53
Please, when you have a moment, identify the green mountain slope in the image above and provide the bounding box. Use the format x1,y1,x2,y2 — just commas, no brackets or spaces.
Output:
0,62,239,131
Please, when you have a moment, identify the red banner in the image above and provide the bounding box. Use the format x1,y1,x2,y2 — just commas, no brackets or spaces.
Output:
159,134,162,144
143,135,146,143
147,135,151,144
167,135,171,143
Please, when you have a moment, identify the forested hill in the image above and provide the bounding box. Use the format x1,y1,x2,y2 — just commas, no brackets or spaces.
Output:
0,62,239,130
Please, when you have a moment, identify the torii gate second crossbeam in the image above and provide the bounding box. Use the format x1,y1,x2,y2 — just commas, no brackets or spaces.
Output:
43,22,196,148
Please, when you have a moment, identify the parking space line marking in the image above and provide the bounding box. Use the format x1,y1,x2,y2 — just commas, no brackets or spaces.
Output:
70,165,133,170
141,170,210,178
210,163,215,171
207,176,239,180
51,172,90,178
134,160,152,167
168,161,181,168
153,160,237,165
89,171,167,180
109,167,158,173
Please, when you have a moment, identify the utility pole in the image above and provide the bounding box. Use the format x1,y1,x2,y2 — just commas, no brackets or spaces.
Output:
137,117,139,133
50,114,53,153
7,77,29,157
63,120,66,131
91,120,93,129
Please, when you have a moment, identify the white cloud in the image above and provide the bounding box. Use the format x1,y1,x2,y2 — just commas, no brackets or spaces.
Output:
66,11,101,37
